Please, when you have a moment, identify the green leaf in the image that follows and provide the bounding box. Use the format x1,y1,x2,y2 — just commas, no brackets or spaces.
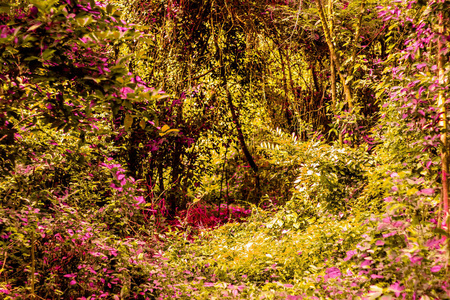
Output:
0,3,10,13
106,4,114,14
42,49,56,60
368,286,383,299
124,114,133,130
28,23,43,32
159,124,179,136
83,76,100,84
24,56,40,62
76,16,93,27
433,227,450,238
345,75,354,85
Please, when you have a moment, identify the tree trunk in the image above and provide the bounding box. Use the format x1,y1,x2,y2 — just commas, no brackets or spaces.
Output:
218,145,228,218
315,0,353,109
329,54,337,108
278,46,293,127
349,0,365,73
437,0,449,242
158,162,165,198
224,88,259,174
327,0,336,108
210,10,260,202
327,0,340,143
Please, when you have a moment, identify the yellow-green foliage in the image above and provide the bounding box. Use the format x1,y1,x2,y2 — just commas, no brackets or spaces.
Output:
164,207,368,298
155,134,381,298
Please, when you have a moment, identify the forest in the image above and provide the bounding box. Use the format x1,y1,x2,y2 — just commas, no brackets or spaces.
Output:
0,0,449,298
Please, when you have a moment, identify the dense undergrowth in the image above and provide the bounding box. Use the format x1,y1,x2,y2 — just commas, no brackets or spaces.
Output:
1,135,449,299
1,0,450,299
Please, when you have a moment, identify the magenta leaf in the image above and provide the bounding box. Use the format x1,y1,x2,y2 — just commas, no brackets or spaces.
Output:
431,265,442,273
344,250,357,261
419,188,434,195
